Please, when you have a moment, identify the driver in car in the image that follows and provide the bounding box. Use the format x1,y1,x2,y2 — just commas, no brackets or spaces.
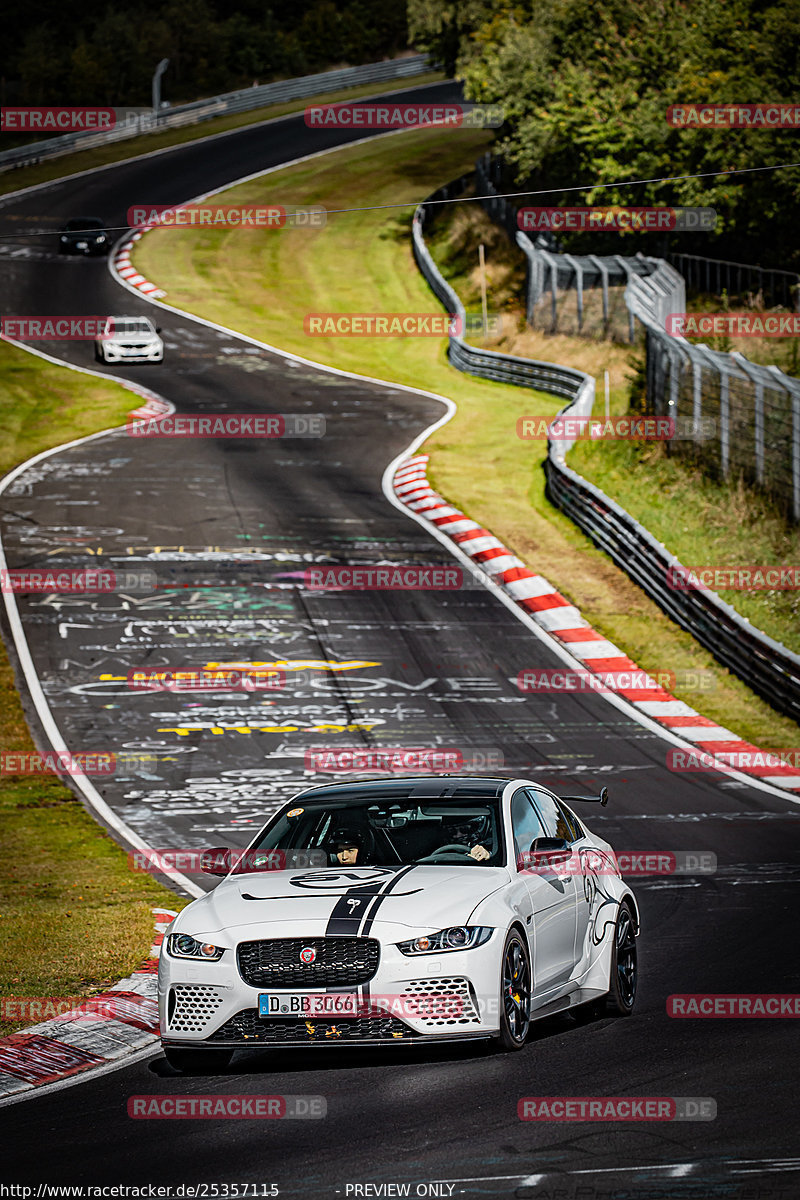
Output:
330,828,365,866
443,818,492,862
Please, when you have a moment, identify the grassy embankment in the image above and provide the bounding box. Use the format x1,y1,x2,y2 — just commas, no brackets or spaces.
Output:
0,343,186,1035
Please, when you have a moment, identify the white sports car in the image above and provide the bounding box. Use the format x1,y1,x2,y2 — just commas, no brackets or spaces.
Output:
95,316,163,363
158,776,639,1072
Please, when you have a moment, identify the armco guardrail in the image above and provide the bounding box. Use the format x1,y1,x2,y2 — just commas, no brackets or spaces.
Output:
413,177,595,409
413,174,800,722
544,450,800,723
0,55,433,173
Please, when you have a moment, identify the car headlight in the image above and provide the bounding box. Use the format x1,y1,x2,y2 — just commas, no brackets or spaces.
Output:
166,933,225,961
60,235,68,242
396,926,493,955
96,235,106,243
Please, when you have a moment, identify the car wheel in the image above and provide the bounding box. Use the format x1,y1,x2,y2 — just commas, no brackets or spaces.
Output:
493,929,532,1051
163,1046,234,1074
605,900,638,1016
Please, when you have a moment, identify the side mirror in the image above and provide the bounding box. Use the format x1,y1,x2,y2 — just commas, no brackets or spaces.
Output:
523,836,572,871
531,836,570,853
155,326,162,334
200,847,231,876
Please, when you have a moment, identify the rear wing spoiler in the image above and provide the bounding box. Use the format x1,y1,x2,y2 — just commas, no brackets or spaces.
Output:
561,786,609,806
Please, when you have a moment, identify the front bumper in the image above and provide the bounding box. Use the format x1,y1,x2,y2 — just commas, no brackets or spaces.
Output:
159,933,502,1047
62,242,107,255
100,343,163,362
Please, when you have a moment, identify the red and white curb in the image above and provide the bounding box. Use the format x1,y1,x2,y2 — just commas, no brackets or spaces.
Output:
0,908,175,1099
125,392,172,422
393,454,800,793
113,228,165,298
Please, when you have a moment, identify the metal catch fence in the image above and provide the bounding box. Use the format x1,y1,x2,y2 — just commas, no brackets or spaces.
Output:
473,155,800,521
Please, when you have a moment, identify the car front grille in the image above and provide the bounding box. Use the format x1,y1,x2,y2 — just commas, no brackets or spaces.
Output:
208,1008,417,1044
237,937,380,988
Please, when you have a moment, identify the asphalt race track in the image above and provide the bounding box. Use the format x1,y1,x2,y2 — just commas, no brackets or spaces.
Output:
0,80,799,1196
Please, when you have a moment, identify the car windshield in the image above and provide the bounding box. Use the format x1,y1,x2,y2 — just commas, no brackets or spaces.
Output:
108,318,153,335
65,219,103,231
235,794,506,872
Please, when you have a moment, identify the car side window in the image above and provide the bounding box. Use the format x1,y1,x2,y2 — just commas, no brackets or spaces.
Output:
526,789,573,842
557,801,585,842
510,790,546,866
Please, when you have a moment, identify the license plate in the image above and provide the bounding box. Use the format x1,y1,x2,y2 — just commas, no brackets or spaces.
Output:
77,242,88,249
258,992,359,1018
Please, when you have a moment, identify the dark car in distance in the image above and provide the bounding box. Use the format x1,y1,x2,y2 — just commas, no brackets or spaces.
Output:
58,217,109,256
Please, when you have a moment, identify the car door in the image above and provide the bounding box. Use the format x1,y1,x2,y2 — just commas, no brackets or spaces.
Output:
555,799,594,969
531,791,592,974
510,789,577,994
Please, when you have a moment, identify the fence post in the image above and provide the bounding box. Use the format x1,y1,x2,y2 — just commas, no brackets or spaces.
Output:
564,255,583,331
588,255,609,334
540,249,559,333
692,357,703,445
720,371,730,477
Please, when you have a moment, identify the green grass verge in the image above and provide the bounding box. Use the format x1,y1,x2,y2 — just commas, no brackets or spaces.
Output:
0,341,186,1035
0,341,130,475
134,128,797,750
0,72,445,200
569,433,800,655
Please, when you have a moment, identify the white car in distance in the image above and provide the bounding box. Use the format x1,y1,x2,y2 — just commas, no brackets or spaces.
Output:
95,316,164,363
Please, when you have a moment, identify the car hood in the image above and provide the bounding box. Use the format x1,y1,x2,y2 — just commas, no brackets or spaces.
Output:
176,864,511,939
106,333,158,344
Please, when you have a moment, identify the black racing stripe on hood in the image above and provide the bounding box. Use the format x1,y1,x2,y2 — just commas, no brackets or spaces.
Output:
324,866,417,938
359,865,419,938
324,883,387,937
